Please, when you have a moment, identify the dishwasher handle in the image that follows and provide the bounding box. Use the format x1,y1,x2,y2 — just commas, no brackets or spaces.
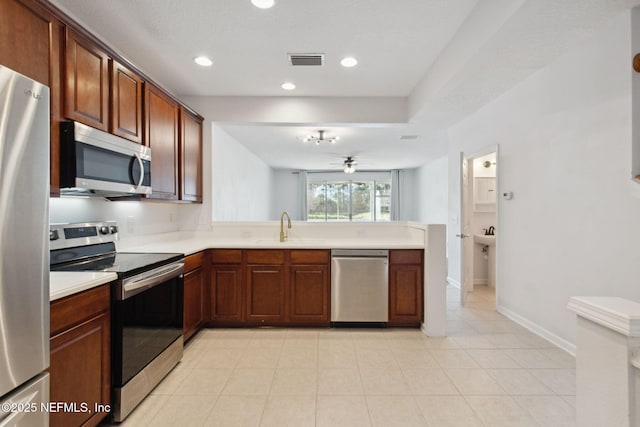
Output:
331,249,389,258
332,256,388,263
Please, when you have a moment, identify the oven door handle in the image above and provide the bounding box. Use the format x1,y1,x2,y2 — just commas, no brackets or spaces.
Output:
121,261,184,300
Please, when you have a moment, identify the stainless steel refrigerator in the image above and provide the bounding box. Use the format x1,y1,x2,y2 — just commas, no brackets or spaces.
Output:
0,65,51,425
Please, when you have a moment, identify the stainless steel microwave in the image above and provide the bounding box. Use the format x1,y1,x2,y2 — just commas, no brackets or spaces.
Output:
60,121,151,196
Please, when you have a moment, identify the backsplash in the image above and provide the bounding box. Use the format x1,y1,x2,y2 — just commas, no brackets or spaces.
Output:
49,197,179,238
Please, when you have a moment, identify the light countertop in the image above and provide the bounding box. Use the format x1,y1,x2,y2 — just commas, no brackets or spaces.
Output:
119,237,425,256
50,271,117,302
51,222,427,301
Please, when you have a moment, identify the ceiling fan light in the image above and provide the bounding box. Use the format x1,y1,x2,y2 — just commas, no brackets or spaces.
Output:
344,164,355,174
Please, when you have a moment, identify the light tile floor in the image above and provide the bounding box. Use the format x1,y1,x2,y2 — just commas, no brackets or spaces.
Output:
114,285,576,426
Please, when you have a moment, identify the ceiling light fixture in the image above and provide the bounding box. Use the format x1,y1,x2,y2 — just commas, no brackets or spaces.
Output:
303,130,339,145
343,157,357,174
194,56,213,67
340,57,358,68
281,82,296,90
251,0,275,9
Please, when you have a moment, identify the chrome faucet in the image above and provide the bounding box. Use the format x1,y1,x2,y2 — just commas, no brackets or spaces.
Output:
280,211,292,242
487,226,495,235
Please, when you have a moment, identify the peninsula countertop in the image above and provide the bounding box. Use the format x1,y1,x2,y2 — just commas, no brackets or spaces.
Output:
49,222,429,301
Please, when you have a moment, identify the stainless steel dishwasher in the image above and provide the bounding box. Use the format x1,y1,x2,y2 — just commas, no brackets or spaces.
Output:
331,249,389,325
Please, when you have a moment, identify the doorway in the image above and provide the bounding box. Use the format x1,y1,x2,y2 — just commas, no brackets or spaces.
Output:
459,146,499,308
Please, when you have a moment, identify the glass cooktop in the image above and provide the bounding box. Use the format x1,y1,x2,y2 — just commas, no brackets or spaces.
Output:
50,242,183,277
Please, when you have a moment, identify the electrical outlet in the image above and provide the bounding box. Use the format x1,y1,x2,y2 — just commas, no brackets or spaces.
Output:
169,213,175,223
127,216,135,233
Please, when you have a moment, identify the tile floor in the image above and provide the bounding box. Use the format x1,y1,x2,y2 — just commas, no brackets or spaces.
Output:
114,285,576,426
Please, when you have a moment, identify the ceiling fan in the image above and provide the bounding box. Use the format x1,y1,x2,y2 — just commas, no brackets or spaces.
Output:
342,156,357,174
329,155,362,173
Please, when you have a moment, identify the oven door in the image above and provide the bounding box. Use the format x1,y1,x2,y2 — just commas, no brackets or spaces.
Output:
112,262,184,387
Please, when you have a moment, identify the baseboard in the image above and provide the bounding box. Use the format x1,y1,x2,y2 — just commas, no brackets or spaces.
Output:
474,279,488,286
497,304,576,356
447,277,461,289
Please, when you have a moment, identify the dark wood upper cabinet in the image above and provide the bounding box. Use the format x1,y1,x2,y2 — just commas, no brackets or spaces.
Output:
64,27,109,131
110,60,143,143
145,83,179,200
2,0,204,201
180,108,203,202
0,0,63,195
0,0,55,85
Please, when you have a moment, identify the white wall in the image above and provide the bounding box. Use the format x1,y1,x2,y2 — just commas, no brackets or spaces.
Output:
212,125,274,221
273,170,301,220
413,156,449,224
443,11,640,349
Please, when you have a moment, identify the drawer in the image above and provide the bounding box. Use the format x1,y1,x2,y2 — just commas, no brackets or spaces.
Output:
50,284,111,336
210,249,242,264
389,249,423,265
246,250,285,265
184,251,205,272
290,250,329,264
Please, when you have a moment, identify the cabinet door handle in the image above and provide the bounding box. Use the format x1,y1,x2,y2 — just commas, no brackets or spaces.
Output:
456,234,469,239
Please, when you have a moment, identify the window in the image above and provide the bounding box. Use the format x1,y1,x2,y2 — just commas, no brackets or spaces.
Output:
307,175,391,222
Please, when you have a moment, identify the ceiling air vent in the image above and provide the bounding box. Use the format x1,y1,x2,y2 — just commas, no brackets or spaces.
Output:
289,53,324,66
400,135,419,140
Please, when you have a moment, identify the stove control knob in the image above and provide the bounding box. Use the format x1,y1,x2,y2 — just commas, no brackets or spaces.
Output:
49,230,59,241
109,225,118,234
99,226,110,235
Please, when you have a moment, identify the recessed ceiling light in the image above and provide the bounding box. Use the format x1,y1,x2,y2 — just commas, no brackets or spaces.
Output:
281,82,296,90
340,57,358,68
194,56,213,67
251,0,275,9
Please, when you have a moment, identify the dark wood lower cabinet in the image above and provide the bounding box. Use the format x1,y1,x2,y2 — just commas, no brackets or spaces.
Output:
207,249,330,326
183,251,206,341
245,251,286,323
205,248,421,327
246,265,286,322
209,250,244,323
49,284,110,427
389,250,424,326
289,264,329,323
